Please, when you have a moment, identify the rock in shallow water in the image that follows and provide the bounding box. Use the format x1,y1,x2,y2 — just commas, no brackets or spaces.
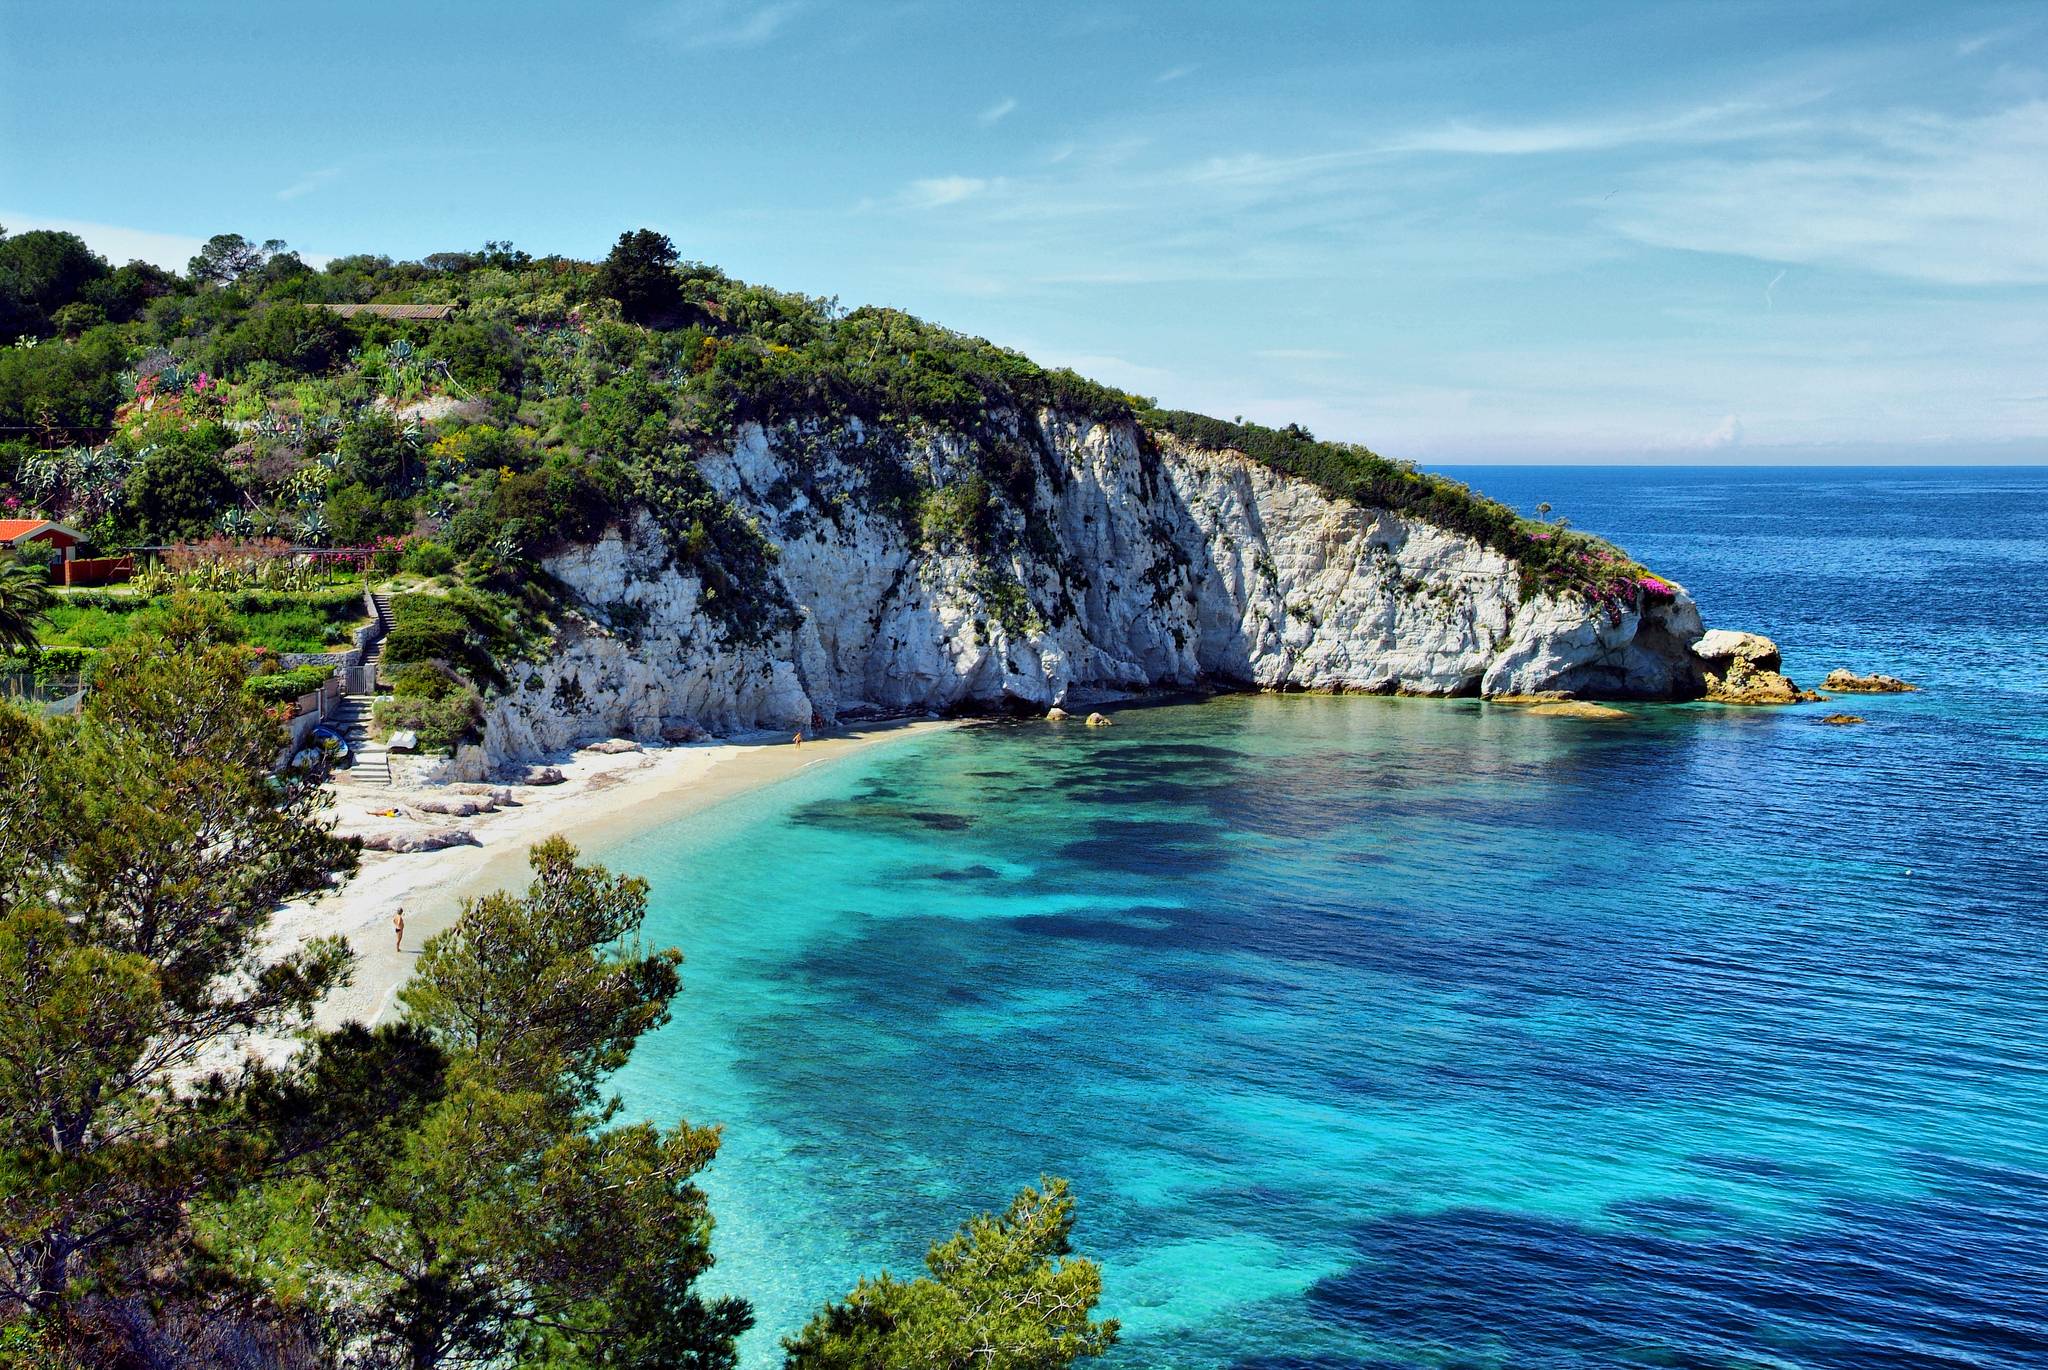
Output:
1524,701,1630,720
1692,629,1783,673
1821,713,1867,726
1822,669,1918,694
1700,655,1819,706
1085,712,1112,727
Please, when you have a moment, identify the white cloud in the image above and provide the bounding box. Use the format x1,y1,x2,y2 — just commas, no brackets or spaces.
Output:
979,96,1018,126
903,176,991,209
0,211,206,270
1383,97,1805,157
1609,100,2048,285
277,167,340,201
1155,64,1196,85
1255,347,1347,362
645,0,802,50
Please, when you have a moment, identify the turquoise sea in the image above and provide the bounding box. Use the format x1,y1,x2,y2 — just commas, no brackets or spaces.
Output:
609,467,2048,1368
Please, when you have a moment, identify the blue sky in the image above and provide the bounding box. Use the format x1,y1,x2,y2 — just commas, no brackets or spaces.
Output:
4,0,2045,463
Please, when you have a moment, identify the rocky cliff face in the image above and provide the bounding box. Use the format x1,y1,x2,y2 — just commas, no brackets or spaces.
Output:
459,412,1717,768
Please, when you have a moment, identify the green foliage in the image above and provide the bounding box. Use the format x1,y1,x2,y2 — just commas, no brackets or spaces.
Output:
402,537,455,576
424,317,526,392
0,606,360,1315
124,431,238,541
39,586,367,654
919,475,995,553
207,300,352,375
244,661,334,703
0,229,109,338
0,327,127,436
381,588,524,689
324,478,414,544
223,838,752,1369
390,659,458,698
187,232,286,286
0,555,55,655
337,409,417,492
784,1177,1117,1370
597,228,684,326
374,685,480,752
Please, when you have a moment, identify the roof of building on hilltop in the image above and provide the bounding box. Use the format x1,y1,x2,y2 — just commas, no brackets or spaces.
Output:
313,303,457,320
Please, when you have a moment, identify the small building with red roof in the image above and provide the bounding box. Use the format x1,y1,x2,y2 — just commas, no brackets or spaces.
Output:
0,518,86,563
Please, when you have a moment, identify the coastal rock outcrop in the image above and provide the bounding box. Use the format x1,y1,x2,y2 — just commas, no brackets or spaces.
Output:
1821,669,1918,694
1693,630,1816,705
358,827,481,853
461,414,1784,768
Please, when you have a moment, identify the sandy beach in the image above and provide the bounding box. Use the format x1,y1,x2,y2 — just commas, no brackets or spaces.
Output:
277,719,954,1036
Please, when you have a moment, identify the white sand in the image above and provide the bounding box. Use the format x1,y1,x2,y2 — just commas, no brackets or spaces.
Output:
277,720,954,1034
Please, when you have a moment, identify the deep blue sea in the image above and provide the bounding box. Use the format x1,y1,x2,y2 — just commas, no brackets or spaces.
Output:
609,467,2048,1369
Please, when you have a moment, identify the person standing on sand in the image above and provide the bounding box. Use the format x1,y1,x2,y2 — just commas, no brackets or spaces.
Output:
393,907,405,953
793,729,803,748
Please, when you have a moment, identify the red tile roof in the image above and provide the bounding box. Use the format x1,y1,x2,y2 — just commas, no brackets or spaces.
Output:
1,519,81,542
314,303,457,320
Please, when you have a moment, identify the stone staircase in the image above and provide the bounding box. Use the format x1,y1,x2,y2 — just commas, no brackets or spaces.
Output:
341,594,396,786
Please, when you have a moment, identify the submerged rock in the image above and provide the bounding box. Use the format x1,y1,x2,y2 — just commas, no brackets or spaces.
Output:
1821,669,1918,694
1524,701,1629,720
1821,713,1867,726
1085,712,1113,727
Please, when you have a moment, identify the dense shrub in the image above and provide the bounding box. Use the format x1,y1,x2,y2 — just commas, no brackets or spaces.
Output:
373,685,481,753
207,302,352,376
0,229,109,336
595,229,683,326
124,435,238,542
381,589,520,688
424,319,525,392
0,327,128,434
336,411,415,492
401,539,455,576
389,659,459,699
324,481,413,545
244,662,334,703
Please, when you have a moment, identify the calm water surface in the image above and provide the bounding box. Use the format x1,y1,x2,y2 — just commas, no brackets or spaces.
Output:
609,467,2048,1368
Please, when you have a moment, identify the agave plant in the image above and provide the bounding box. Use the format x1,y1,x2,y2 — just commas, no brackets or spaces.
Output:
218,508,253,538
297,508,332,544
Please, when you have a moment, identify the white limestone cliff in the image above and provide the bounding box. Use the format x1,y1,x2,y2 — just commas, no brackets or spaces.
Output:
453,413,1716,770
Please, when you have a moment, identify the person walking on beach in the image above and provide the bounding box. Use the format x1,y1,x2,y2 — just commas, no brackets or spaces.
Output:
393,907,405,953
